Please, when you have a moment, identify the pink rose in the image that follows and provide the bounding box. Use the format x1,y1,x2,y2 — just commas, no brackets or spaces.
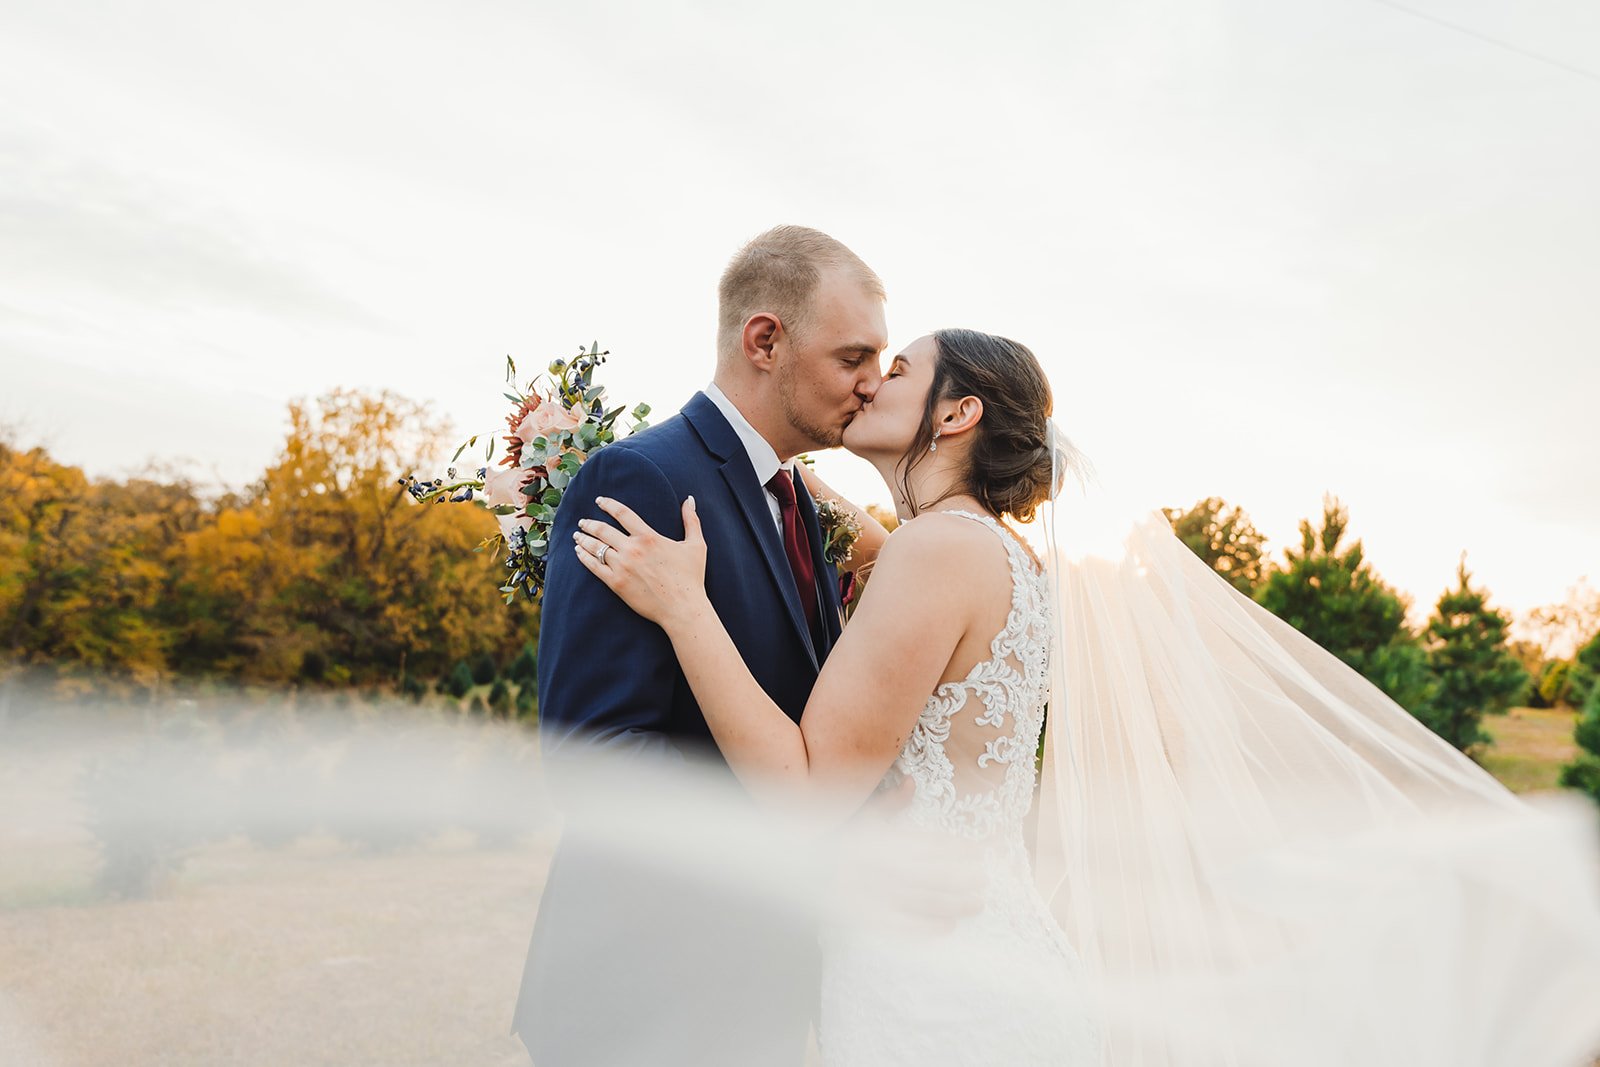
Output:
482,463,531,508
515,401,586,444
495,509,534,541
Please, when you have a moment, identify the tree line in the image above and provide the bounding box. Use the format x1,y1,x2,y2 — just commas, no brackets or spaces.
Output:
0,389,536,702
2,391,1596,801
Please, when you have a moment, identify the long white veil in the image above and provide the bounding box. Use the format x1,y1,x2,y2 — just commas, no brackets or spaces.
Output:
1031,424,1600,1067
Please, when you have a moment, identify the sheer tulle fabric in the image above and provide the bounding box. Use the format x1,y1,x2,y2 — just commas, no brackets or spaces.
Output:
1032,430,1600,1066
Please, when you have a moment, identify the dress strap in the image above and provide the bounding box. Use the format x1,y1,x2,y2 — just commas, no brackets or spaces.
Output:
934,509,1042,577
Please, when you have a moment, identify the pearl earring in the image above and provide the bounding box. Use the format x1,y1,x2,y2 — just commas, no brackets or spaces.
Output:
929,429,941,453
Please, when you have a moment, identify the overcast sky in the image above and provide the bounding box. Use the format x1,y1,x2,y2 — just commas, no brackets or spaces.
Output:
2,0,1596,629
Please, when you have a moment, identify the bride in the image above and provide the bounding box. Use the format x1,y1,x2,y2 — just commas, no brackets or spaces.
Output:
570,329,1600,1066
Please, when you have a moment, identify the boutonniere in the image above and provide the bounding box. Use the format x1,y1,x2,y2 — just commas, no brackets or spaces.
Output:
815,498,862,567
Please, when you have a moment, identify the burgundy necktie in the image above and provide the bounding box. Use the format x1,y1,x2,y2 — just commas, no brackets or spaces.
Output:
765,470,819,635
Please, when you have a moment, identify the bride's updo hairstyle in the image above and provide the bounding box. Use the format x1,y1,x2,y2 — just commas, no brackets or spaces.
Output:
901,328,1055,522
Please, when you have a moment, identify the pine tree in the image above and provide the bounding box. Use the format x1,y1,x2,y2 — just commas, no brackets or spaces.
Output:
1567,631,1600,711
1163,497,1268,595
445,660,474,699
1418,555,1528,751
515,686,538,721
1560,631,1600,804
471,653,498,686
1255,496,1432,713
509,642,538,686
487,678,512,716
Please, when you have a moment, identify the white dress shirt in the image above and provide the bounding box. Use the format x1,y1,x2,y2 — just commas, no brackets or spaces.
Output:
704,382,792,533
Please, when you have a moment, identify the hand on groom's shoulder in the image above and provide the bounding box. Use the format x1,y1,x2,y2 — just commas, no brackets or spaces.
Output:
537,442,688,764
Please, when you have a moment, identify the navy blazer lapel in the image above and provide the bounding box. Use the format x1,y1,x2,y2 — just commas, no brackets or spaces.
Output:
684,394,819,668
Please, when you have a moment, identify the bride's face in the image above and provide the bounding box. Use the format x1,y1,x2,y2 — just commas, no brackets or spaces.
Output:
841,334,939,461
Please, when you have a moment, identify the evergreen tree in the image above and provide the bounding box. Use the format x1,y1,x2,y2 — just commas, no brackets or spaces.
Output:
1418,555,1529,751
1567,631,1600,711
1560,631,1600,804
445,660,474,699
509,641,538,686
1559,681,1600,805
470,652,497,686
515,686,538,721
1256,496,1432,712
1162,496,1268,595
487,678,512,716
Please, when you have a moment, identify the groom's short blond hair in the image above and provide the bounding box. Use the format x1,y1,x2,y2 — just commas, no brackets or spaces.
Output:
717,225,885,362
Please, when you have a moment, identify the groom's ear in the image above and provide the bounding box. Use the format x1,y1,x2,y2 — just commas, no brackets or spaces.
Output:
741,312,783,372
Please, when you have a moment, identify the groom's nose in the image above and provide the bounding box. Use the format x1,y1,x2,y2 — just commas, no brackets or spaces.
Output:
855,362,883,402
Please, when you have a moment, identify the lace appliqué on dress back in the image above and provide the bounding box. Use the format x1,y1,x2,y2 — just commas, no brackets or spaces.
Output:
880,510,1052,843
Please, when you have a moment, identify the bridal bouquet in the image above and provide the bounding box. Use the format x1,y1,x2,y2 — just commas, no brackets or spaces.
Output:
404,344,867,606
400,343,651,603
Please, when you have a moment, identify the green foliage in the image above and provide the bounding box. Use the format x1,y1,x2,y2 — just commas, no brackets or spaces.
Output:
1568,631,1600,710
515,685,538,721
468,693,487,715
1255,496,1432,713
405,343,650,604
487,678,512,716
1538,660,1574,708
445,661,474,699
471,653,498,686
1163,497,1268,595
509,642,538,686
1559,683,1600,805
1417,556,1528,751
400,673,428,701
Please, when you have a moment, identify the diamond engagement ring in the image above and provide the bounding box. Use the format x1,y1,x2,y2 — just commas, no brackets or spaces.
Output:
596,544,610,565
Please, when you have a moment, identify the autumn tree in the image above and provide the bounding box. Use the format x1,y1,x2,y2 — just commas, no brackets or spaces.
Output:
1163,496,1268,595
228,388,535,684
1256,495,1432,713
1418,556,1528,751
0,444,202,685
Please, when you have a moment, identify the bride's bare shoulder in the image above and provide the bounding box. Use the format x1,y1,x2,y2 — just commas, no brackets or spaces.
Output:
874,511,1010,574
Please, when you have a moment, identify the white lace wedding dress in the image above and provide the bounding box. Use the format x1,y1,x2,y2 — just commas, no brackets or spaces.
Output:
818,511,1104,1066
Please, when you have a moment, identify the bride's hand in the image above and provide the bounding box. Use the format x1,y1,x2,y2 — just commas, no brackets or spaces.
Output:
573,496,707,629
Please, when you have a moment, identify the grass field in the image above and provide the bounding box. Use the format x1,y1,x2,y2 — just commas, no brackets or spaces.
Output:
1479,705,1582,794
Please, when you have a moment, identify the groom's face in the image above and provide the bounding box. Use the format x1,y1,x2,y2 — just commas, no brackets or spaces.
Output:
776,268,888,449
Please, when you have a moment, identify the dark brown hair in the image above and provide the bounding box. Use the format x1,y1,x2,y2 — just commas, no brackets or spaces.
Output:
898,328,1056,523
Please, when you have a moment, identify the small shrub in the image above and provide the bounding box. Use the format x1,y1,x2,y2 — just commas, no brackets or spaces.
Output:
299,650,328,684
487,679,512,716
445,661,474,699
471,654,498,686
515,686,537,722
509,642,538,686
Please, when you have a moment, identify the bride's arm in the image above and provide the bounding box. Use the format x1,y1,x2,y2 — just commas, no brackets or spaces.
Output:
573,496,969,806
794,462,890,574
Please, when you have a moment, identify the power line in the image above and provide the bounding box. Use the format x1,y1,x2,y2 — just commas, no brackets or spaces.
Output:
1370,0,1600,86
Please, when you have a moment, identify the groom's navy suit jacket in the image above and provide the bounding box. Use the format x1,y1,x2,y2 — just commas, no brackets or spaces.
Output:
512,392,844,1066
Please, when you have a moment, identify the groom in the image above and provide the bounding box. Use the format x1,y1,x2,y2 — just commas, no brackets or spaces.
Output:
511,225,888,1065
